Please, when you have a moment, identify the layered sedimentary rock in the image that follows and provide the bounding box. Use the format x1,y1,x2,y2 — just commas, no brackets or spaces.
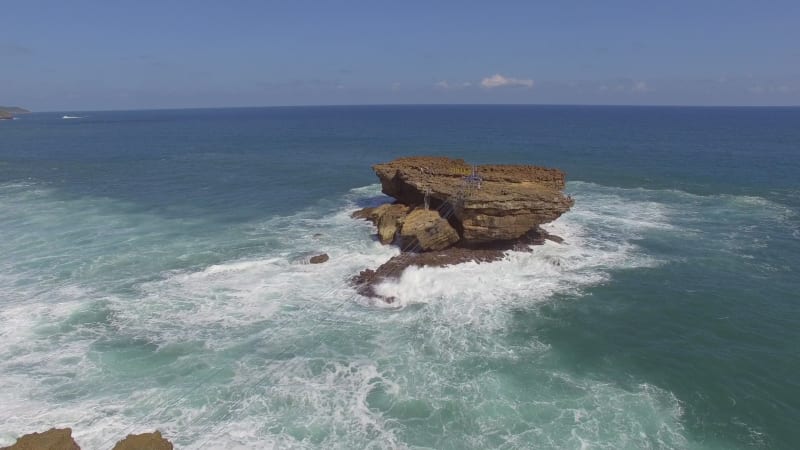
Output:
356,156,572,247
372,156,572,242
351,156,573,300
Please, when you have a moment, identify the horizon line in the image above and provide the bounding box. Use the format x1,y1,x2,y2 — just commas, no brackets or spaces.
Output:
28,102,800,113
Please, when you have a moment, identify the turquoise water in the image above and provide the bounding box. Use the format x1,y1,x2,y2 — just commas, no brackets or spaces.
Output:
0,106,798,449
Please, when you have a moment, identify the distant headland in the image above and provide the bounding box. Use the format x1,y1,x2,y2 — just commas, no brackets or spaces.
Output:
0,106,30,120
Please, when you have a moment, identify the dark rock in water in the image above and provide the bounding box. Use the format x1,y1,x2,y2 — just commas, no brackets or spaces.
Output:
112,431,173,450
309,253,329,264
545,233,565,244
352,247,509,301
1,428,80,450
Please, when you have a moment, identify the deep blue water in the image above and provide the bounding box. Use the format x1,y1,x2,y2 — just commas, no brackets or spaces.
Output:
1,105,798,449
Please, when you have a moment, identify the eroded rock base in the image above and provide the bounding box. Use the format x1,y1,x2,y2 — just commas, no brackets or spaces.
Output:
351,228,560,302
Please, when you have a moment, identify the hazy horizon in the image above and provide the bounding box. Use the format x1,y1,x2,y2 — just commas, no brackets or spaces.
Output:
15,102,800,114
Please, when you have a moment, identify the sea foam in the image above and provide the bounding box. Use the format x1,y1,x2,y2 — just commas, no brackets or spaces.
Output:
1,181,759,449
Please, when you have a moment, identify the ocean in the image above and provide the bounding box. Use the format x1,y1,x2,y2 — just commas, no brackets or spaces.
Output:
0,105,798,449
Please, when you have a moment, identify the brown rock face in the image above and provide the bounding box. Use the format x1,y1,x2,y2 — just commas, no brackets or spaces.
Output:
351,203,411,244
1,428,80,450
374,204,410,244
398,209,460,251
111,431,173,450
350,156,572,301
373,156,573,243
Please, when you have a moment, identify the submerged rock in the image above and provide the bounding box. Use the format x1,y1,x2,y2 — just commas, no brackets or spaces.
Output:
111,431,173,450
1,428,80,450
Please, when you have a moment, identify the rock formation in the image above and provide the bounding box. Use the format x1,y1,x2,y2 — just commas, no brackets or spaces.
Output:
397,209,460,251
111,431,173,450
0,429,174,450
372,156,572,243
309,253,329,264
351,156,573,301
0,428,80,450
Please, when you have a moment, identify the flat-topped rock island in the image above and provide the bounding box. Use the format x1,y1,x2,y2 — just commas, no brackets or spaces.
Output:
351,156,574,301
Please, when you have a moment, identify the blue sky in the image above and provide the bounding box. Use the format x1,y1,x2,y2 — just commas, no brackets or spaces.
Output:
2,0,799,110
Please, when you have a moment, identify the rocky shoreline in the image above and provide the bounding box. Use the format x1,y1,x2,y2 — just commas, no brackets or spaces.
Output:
0,428,173,450
350,156,573,302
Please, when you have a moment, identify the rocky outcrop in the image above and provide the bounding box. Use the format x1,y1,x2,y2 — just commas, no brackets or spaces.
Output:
352,203,411,244
1,429,174,450
0,428,80,450
111,431,173,450
351,156,572,301
352,226,560,301
372,156,573,243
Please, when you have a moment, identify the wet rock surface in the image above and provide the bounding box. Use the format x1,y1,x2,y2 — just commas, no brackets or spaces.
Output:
352,247,507,302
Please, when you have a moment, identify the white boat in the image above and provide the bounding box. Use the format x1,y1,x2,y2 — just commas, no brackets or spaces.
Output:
62,115,83,119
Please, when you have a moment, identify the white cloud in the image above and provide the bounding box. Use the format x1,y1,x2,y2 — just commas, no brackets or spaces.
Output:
435,80,473,90
481,74,534,89
749,84,795,94
632,81,650,93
